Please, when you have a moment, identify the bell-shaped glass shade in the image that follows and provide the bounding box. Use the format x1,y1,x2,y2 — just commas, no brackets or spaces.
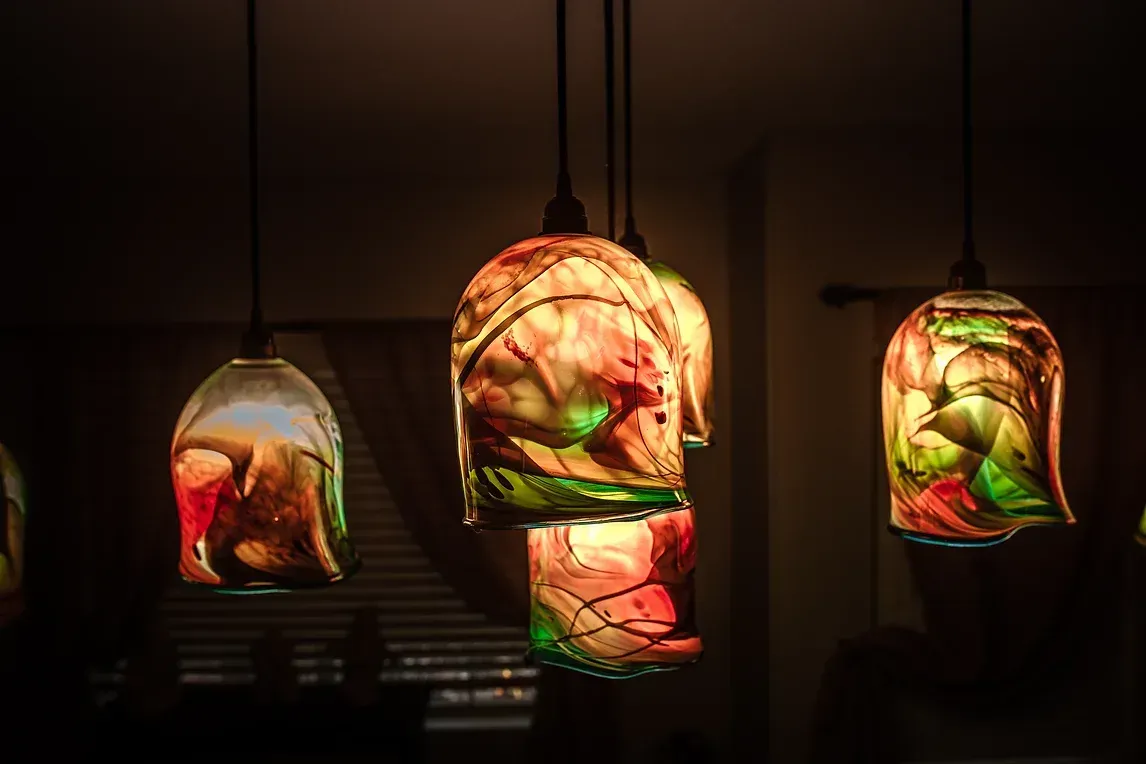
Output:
171,358,360,593
451,234,692,530
0,443,27,600
527,508,702,678
1136,507,1146,547
882,289,1074,546
647,261,715,448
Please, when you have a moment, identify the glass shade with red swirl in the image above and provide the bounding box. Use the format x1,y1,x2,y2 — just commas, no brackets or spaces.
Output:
882,290,1074,546
171,358,360,593
452,234,692,530
527,507,702,678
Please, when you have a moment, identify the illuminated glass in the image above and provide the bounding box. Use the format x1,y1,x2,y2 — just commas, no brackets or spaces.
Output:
882,290,1074,546
527,508,702,678
452,234,692,530
0,443,27,601
1137,507,1146,547
647,261,714,448
171,358,360,593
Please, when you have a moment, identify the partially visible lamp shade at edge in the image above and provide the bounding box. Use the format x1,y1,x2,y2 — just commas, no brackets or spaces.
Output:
527,506,703,678
646,261,715,449
171,357,360,594
1137,507,1146,547
451,234,692,530
1,442,27,623
882,289,1074,546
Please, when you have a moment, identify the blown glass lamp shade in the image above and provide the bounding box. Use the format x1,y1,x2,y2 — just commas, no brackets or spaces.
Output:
452,234,692,530
647,261,714,448
882,290,1074,546
0,443,27,600
527,508,702,678
1137,507,1146,547
171,358,360,593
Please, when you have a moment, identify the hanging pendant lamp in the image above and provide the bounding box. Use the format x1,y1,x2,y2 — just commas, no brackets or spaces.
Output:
524,0,703,679
614,0,715,449
451,0,691,531
0,443,27,608
528,505,702,678
170,0,360,593
881,0,1073,547
1136,507,1146,546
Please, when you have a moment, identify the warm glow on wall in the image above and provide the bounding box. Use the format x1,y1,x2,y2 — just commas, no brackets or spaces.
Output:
0,443,27,602
647,261,714,448
452,234,692,530
171,358,360,593
882,290,1074,546
527,507,702,678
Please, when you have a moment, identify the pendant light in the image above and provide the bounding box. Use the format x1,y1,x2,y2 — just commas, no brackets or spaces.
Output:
0,443,27,605
451,0,692,531
528,505,703,678
615,0,715,449
881,0,1073,547
1137,507,1146,546
170,0,360,593
525,0,703,679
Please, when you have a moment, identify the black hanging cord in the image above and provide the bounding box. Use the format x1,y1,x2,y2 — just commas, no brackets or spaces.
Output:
948,0,986,290
617,0,648,258
556,0,570,193
604,0,616,241
542,0,589,235
962,0,973,262
240,0,275,358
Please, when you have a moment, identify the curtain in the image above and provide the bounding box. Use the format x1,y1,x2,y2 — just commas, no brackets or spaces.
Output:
810,286,1146,763
322,321,529,627
0,324,238,727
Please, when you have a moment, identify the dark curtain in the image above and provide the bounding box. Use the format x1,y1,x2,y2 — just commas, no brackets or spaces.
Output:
0,324,237,734
810,287,1146,763
322,321,529,627
0,326,236,656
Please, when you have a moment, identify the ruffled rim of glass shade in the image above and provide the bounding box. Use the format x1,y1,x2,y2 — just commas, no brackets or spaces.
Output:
463,497,694,532
526,641,704,680
181,555,361,596
888,519,1075,549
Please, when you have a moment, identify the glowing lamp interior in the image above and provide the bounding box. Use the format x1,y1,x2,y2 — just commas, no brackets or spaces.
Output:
527,507,703,678
647,261,714,449
0,443,27,601
171,358,360,593
882,289,1074,546
452,234,692,530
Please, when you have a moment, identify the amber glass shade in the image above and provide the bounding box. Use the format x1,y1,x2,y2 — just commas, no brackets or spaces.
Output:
527,507,702,678
1136,507,1146,547
882,289,1074,546
647,261,714,448
0,443,27,600
171,358,360,593
452,234,692,530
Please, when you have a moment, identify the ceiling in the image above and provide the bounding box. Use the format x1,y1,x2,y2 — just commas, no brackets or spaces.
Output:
1,0,1140,179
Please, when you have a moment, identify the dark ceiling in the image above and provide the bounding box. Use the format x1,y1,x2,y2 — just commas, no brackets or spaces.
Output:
1,0,1141,179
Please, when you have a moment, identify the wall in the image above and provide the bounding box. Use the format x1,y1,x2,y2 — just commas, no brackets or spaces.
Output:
1,171,733,759
761,126,1144,763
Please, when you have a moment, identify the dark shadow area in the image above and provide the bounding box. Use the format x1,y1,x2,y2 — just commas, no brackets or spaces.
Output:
0,612,431,762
